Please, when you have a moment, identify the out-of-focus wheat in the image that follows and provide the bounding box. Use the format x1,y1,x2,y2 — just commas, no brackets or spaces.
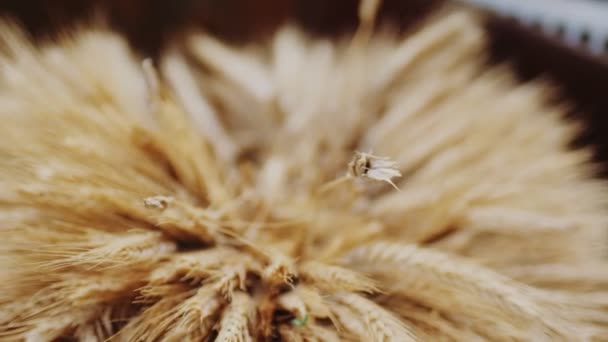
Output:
0,1,607,341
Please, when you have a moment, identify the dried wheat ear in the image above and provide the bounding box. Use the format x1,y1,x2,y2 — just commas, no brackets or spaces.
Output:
1,4,608,342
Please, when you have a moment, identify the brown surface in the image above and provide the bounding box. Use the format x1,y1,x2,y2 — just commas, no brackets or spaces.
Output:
1,0,607,172
486,16,608,173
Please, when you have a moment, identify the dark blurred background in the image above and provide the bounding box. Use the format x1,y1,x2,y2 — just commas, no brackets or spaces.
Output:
1,0,607,173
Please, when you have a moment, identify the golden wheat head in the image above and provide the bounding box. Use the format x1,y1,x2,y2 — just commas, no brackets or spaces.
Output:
1,2,608,341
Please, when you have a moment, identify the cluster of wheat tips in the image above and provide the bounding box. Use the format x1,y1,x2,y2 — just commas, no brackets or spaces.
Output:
1,0,608,341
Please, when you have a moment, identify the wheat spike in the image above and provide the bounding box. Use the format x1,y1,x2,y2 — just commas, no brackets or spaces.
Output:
163,287,223,340
216,292,253,342
298,260,379,293
343,241,606,340
331,292,419,342
0,1,607,341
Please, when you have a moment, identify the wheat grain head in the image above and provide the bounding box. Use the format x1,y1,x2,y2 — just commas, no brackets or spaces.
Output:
0,1,607,341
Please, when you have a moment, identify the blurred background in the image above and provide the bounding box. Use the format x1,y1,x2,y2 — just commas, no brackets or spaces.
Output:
1,0,607,173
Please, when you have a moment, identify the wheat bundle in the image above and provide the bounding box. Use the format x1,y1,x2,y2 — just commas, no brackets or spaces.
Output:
1,1,608,341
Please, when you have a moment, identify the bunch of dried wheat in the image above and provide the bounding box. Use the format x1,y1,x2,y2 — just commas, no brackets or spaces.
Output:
1,1,608,341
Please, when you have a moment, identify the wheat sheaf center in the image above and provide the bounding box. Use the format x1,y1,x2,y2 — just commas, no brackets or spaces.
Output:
130,150,403,340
